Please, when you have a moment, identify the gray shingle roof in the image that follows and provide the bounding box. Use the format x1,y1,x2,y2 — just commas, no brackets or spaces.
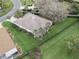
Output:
12,13,52,37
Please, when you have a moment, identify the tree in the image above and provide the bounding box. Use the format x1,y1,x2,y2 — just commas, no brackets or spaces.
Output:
14,11,24,18
66,36,79,54
33,0,69,23
0,0,4,9
69,3,79,15
0,0,10,9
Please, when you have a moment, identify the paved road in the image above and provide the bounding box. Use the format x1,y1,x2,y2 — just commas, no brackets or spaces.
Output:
0,0,21,22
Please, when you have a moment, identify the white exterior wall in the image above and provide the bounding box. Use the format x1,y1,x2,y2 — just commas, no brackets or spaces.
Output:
5,48,17,58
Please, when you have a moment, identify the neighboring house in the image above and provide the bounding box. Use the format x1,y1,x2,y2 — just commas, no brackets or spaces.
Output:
11,13,52,38
0,27,18,59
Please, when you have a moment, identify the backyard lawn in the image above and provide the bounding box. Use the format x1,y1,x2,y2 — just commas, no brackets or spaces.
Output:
42,18,78,42
2,21,39,52
41,18,79,59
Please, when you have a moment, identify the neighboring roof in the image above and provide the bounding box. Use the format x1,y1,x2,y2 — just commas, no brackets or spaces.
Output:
12,13,52,37
0,27,15,55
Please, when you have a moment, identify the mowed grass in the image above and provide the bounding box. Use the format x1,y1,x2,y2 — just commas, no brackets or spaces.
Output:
41,18,79,59
2,21,39,52
42,18,78,42
22,56,31,59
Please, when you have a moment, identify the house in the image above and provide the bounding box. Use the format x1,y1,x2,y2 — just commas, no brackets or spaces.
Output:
11,13,52,38
0,27,18,59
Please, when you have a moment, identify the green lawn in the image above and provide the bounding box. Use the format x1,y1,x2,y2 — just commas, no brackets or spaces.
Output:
0,0,13,16
2,21,39,52
22,56,31,59
42,18,78,43
41,18,79,59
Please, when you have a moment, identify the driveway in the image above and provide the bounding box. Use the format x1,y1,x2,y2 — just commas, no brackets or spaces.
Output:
0,0,21,22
